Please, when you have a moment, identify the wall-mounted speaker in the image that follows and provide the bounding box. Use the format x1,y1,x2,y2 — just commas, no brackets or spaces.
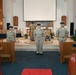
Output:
70,22,74,36
7,23,10,30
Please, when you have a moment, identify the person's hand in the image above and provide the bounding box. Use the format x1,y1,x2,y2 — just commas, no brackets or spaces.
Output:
65,37,67,41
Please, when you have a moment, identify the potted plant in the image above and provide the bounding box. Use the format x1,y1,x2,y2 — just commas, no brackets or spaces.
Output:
71,35,76,52
24,34,28,39
71,35,76,42
50,32,55,39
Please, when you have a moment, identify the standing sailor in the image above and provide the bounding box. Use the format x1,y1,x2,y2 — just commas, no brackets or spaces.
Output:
7,26,16,42
56,21,68,53
34,24,44,55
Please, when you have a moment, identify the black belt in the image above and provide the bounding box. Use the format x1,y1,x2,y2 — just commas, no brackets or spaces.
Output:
59,37,65,38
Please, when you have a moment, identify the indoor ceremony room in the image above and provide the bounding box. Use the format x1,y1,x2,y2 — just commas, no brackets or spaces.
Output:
0,0,76,75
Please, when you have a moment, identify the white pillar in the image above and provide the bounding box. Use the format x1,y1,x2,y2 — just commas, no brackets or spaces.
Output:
74,0,76,33
66,0,74,36
3,0,13,29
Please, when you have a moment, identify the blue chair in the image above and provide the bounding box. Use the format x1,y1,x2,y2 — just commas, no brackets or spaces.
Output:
0,34,6,39
45,35,50,41
16,33,22,38
72,44,76,47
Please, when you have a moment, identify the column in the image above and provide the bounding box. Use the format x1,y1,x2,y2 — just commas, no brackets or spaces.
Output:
3,0,13,29
74,0,76,34
66,0,74,36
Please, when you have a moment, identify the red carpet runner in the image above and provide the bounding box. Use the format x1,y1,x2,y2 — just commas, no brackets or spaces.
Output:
21,69,52,75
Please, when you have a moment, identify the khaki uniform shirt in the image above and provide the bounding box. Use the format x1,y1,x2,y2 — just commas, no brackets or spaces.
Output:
34,29,44,40
57,27,68,42
7,30,16,42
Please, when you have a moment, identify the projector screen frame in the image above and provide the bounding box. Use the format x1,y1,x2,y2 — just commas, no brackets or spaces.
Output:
23,0,57,21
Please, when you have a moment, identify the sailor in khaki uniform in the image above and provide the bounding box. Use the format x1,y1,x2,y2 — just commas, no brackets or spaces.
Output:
56,21,68,53
34,24,44,55
7,26,16,42
30,22,36,41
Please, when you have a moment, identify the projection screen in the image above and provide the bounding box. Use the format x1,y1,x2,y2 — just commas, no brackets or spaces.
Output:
24,0,56,21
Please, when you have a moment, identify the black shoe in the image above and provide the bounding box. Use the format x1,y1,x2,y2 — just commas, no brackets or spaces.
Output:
36,53,39,55
39,53,43,55
59,53,60,55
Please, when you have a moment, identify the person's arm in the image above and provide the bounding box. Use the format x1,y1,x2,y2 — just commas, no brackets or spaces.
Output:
33,30,36,40
66,30,68,38
6,31,8,37
42,30,44,37
6,30,10,37
56,29,59,39
13,30,16,41
65,29,68,40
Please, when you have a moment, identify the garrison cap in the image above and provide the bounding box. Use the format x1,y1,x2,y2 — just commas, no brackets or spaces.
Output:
37,24,41,26
9,26,13,28
60,21,65,24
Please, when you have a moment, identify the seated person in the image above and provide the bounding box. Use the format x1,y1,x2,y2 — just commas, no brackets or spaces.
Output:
16,29,22,37
44,27,51,41
45,33,51,41
15,28,21,42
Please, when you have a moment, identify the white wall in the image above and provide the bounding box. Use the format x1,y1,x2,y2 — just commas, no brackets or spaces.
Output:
3,0,13,29
74,0,76,34
13,0,26,33
13,0,67,34
54,0,67,34
3,0,26,33
3,0,76,35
